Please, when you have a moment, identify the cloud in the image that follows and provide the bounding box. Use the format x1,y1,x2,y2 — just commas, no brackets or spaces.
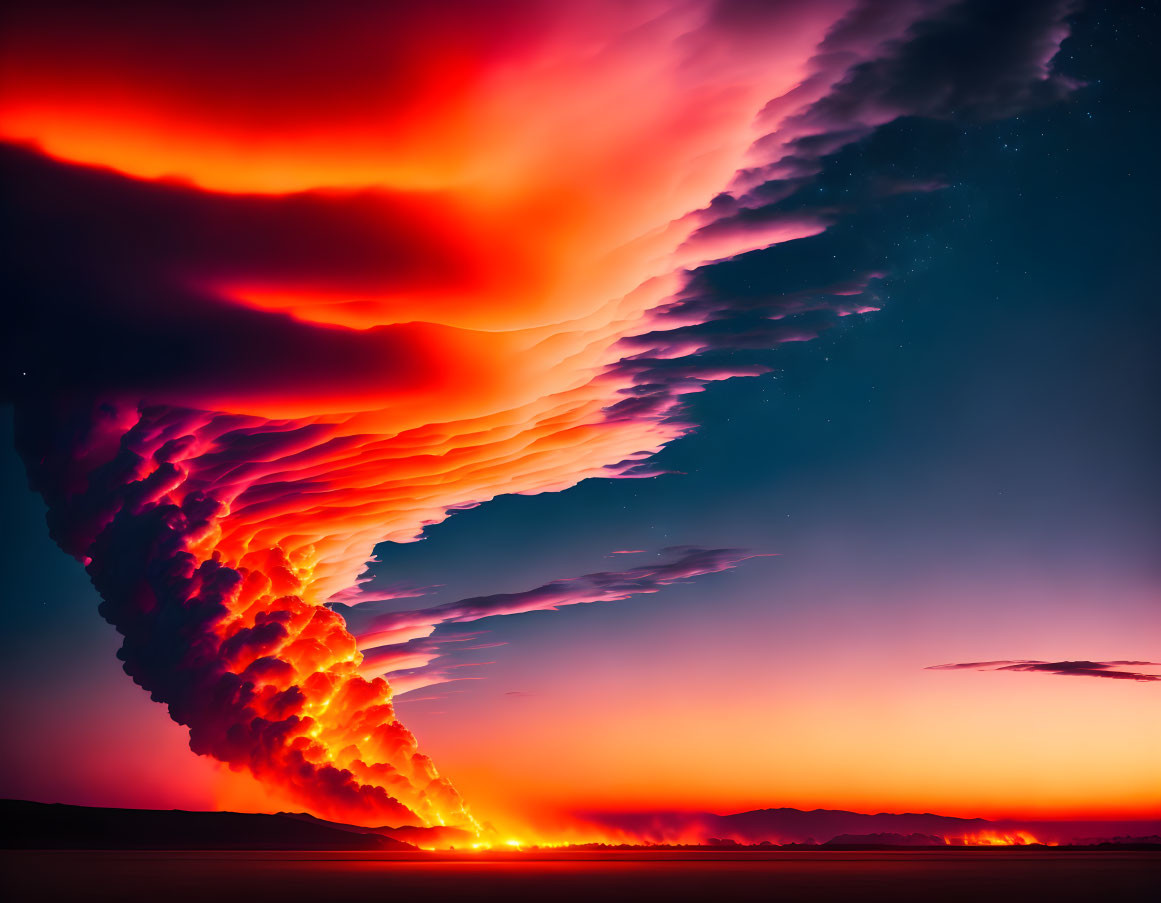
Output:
354,547,764,692
1,0,1084,829
803,0,1080,127
927,660,1161,681
364,547,760,633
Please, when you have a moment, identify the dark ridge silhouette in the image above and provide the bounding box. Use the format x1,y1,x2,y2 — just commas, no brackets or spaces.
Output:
578,807,1161,846
579,806,990,845
280,811,477,849
0,800,416,850
825,833,947,847
5,800,1159,851
717,807,988,841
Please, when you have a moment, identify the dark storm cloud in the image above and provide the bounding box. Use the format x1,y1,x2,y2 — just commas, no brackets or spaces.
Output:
614,0,1080,428
715,0,1079,226
927,660,1161,681
802,0,1080,127
0,145,456,406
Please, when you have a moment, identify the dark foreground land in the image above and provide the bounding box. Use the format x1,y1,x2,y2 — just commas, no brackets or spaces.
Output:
3,850,1158,903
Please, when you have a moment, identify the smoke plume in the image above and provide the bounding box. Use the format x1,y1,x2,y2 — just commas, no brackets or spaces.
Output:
2,1,1079,827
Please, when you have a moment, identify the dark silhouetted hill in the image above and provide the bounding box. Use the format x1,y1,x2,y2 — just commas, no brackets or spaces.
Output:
581,807,990,844
281,811,477,849
581,807,1161,846
713,808,987,843
0,800,416,850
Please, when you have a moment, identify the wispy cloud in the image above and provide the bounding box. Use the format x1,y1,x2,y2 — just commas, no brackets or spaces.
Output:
927,660,1161,682
356,546,765,692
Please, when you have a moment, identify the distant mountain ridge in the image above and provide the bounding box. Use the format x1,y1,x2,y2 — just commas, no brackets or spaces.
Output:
577,806,989,845
280,811,477,849
714,807,988,843
0,800,416,850
579,806,1161,846
824,833,947,847
4,799,1158,849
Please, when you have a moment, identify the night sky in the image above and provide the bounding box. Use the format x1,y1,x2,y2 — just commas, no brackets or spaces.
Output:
1,0,1157,834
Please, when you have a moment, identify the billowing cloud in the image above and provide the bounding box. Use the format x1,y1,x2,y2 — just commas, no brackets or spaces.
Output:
927,661,1161,681
1,0,1080,829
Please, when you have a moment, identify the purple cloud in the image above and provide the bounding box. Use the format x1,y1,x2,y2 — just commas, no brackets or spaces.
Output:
927,660,1161,682
355,546,765,693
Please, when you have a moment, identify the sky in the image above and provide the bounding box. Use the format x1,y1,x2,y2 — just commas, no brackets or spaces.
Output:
0,0,1158,838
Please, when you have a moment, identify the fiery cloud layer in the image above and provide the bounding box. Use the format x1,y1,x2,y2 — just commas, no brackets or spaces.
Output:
1,0,1079,829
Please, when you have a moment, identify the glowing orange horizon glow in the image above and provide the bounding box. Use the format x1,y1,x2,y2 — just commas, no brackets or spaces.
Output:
957,831,1051,847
